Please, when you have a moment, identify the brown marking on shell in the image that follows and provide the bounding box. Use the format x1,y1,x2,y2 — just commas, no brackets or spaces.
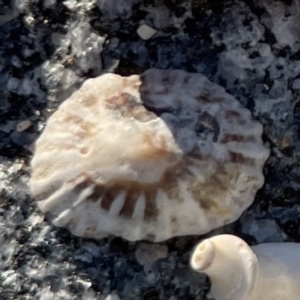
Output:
144,199,158,221
170,215,180,234
34,183,61,202
195,86,217,103
183,75,192,86
80,93,98,107
161,75,171,84
228,151,255,165
80,147,89,154
62,113,92,131
214,165,232,183
87,184,106,202
144,189,158,210
119,189,141,217
176,159,197,183
70,173,161,220
105,93,128,108
59,112,94,139
188,170,231,215
196,95,211,103
196,194,230,216
70,174,105,203
130,106,157,122
136,131,177,162
110,182,159,220
224,110,247,125
100,189,123,211
62,153,209,220
73,177,95,194
104,181,160,220
221,134,255,144
188,152,203,161
160,169,183,202
224,110,240,118
105,93,156,122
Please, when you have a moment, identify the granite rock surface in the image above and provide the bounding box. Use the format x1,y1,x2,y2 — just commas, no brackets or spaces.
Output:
1,0,300,299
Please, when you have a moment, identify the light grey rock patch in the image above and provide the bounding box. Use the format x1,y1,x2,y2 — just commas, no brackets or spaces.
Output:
135,243,168,272
257,0,300,52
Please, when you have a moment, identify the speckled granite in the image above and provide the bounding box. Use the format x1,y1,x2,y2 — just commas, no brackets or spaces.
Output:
1,0,300,299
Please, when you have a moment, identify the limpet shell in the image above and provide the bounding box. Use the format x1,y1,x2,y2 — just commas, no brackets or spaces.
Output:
30,69,269,242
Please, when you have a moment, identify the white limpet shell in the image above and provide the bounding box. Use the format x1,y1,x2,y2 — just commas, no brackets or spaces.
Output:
190,234,300,300
30,69,269,242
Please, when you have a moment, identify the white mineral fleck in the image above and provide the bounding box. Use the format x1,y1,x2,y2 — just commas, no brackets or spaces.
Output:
105,293,121,300
16,120,32,132
137,24,157,40
27,212,44,227
68,21,104,74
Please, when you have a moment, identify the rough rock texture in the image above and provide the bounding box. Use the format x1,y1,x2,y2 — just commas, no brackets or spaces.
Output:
97,0,140,20
30,69,268,242
1,0,300,299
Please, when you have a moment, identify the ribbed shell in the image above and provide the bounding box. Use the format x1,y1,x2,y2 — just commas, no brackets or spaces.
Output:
30,69,269,242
